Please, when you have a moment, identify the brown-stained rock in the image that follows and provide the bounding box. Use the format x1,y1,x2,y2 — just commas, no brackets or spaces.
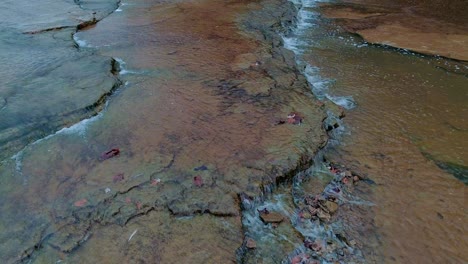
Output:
246,238,257,249
323,200,339,214
0,0,328,262
319,1,468,61
260,211,284,224
317,209,331,222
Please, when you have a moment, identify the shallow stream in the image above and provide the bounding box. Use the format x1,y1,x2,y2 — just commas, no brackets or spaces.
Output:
0,0,466,263
283,0,467,262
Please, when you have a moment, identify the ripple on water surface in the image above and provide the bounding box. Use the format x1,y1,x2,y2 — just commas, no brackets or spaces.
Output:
287,0,468,262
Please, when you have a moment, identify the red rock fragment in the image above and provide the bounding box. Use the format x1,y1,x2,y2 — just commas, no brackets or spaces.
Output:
304,240,322,252
287,112,303,125
246,238,257,249
291,256,302,264
193,176,203,187
74,199,88,207
125,197,132,204
113,173,125,183
291,253,310,264
100,148,120,160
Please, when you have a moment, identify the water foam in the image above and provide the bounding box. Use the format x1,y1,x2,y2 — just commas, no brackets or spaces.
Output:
283,0,356,110
73,34,93,48
115,57,139,75
115,2,129,12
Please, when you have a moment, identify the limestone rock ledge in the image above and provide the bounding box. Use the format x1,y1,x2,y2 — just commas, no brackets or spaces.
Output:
0,0,329,262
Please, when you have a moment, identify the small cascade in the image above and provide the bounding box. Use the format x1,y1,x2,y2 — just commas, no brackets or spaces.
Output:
237,0,370,263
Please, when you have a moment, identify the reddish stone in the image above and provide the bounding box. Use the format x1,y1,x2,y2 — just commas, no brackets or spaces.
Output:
246,238,256,249
287,112,303,125
193,176,203,187
74,199,87,207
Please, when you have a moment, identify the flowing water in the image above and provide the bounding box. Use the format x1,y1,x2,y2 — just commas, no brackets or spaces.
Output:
0,0,467,262
284,0,467,262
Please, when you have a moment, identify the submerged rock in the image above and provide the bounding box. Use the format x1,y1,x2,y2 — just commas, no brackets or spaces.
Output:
246,238,257,249
323,200,339,214
259,211,284,224
319,1,468,61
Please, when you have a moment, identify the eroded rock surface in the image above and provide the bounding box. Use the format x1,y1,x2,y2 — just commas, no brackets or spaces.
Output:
320,0,468,61
0,0,328,262
0,0,121,160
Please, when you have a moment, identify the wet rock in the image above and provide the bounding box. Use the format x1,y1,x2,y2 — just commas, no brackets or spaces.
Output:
437,212,444,220
193,176,203,187
303,173,335,196
291,253,312,264
323,100,346,119
112,173,124,183
74,199,88,207
231,53,258,70
48,221,91,253
301,211,312,219
342,177,350,184
304,239,323,252
287,112,303,125
246,238,257,249
0,0,330,262
100,148,120,160
259,211,284,224
194,165,208,171
317,209,331,222
323,200,339,214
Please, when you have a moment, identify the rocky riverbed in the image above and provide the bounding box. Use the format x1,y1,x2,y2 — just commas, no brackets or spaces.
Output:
2,0,466,263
